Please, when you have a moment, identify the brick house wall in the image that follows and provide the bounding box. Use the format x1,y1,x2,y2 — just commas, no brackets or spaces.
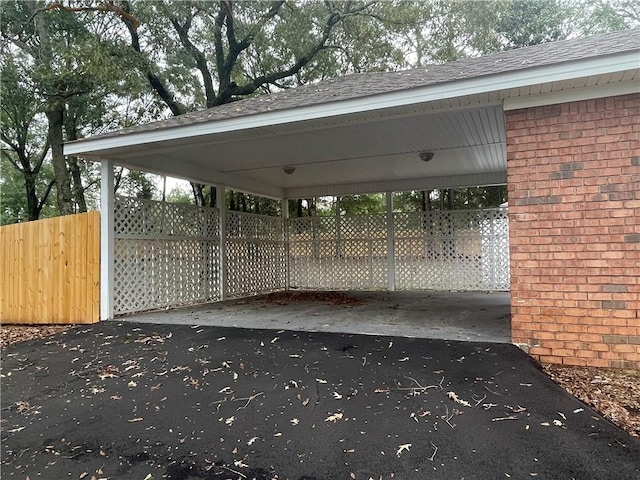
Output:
506,93,640,369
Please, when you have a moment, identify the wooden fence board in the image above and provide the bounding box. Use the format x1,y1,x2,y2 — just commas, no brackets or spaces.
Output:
0,212,100,324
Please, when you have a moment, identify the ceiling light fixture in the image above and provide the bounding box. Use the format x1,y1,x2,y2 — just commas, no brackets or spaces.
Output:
283,166,296,175
419,151,434,162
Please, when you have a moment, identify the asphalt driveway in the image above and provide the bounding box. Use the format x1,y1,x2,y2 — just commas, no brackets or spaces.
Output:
1,322,638,480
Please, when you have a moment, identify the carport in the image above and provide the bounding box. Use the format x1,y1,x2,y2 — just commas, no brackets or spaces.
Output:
65,30,640,367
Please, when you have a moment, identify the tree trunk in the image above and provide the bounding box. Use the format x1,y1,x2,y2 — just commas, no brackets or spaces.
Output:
46,105,74,215
297,199,303,217
191,182,206,206
64,107,87,212
68,157,87,212
24,173,40,221
208,186,216,208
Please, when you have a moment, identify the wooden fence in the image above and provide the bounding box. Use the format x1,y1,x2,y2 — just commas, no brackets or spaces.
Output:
0,212,100,324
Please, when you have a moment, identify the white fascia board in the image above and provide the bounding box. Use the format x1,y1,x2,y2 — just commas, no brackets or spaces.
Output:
65,51,639,157
119,156,285,200
284,171,507,199
504,78,639,110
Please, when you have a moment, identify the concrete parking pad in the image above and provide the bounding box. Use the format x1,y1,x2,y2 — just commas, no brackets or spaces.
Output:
1,322,638,480
122,291,512,343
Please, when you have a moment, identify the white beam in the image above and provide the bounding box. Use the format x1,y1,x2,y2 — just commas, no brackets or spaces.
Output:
217,186,227,301
386,192,395,292
282,199,290,291
285,171,507,198
100,161,114,320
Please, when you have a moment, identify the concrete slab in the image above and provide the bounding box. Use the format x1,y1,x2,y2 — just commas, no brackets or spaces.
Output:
121,291,511,343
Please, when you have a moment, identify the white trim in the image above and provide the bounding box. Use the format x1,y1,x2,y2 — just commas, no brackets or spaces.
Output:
100,161,114,321
285,171,507,198
504,78,639,110
65,52,639,157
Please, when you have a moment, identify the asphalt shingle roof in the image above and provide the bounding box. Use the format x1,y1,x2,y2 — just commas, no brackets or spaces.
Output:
90,29,640,139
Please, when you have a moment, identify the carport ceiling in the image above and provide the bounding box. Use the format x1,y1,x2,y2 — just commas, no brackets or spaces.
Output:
65,30,640,199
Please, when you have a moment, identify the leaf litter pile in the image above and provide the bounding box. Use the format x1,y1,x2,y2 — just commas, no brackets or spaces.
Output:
1,323,639,480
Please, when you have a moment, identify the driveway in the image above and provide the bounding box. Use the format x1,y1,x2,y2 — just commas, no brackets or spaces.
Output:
1,322,638,480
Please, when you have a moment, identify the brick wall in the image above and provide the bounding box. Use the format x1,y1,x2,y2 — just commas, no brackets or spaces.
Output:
506,93,640,369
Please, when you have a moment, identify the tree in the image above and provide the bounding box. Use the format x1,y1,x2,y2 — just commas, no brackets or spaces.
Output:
0,52,56,222
1,0,147,217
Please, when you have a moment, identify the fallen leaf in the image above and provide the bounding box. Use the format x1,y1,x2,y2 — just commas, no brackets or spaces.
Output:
333,392,343,400
247,436,258,446
128,417,143,423
291,418,300,426
234,459,249,468
325,412,344,423
447,391,472,407
225,416,235,426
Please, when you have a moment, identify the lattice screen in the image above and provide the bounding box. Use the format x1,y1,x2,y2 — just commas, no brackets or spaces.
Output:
394,209,509,291
113,196,220,314
289,209,509,292
288,214,388,290
113,197,509,314
225,211,287,298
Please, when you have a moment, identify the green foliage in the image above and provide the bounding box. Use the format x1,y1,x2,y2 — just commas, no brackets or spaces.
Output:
114,168,158,199
166,185,194,204
0,154,57,224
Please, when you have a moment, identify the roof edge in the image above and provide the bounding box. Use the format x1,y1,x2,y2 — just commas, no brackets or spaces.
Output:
65,50,639,157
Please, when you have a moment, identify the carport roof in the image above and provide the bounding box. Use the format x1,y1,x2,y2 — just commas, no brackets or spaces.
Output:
66,29,640,199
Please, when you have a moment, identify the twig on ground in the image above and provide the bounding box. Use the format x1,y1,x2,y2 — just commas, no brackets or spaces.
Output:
484,385,501,396
491,415,519,422
218,465,247,478
429,442,438,461
396,376,444,395
234,392,264,411
442,404,456,429
473,394,487,408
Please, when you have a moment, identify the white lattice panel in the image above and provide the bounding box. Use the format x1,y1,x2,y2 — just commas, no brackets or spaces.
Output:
289,215,388,290
395,208,509,291
115,196,219,238
289,209,508,292
225,211,287,298
113,196,220,314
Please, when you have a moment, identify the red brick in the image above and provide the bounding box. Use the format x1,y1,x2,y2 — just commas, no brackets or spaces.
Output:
507,93,639,370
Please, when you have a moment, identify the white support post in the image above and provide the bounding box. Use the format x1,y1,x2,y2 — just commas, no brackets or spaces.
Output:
100,161,115,320
386,191,395,292
217,185,227,301
282,199,290,290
